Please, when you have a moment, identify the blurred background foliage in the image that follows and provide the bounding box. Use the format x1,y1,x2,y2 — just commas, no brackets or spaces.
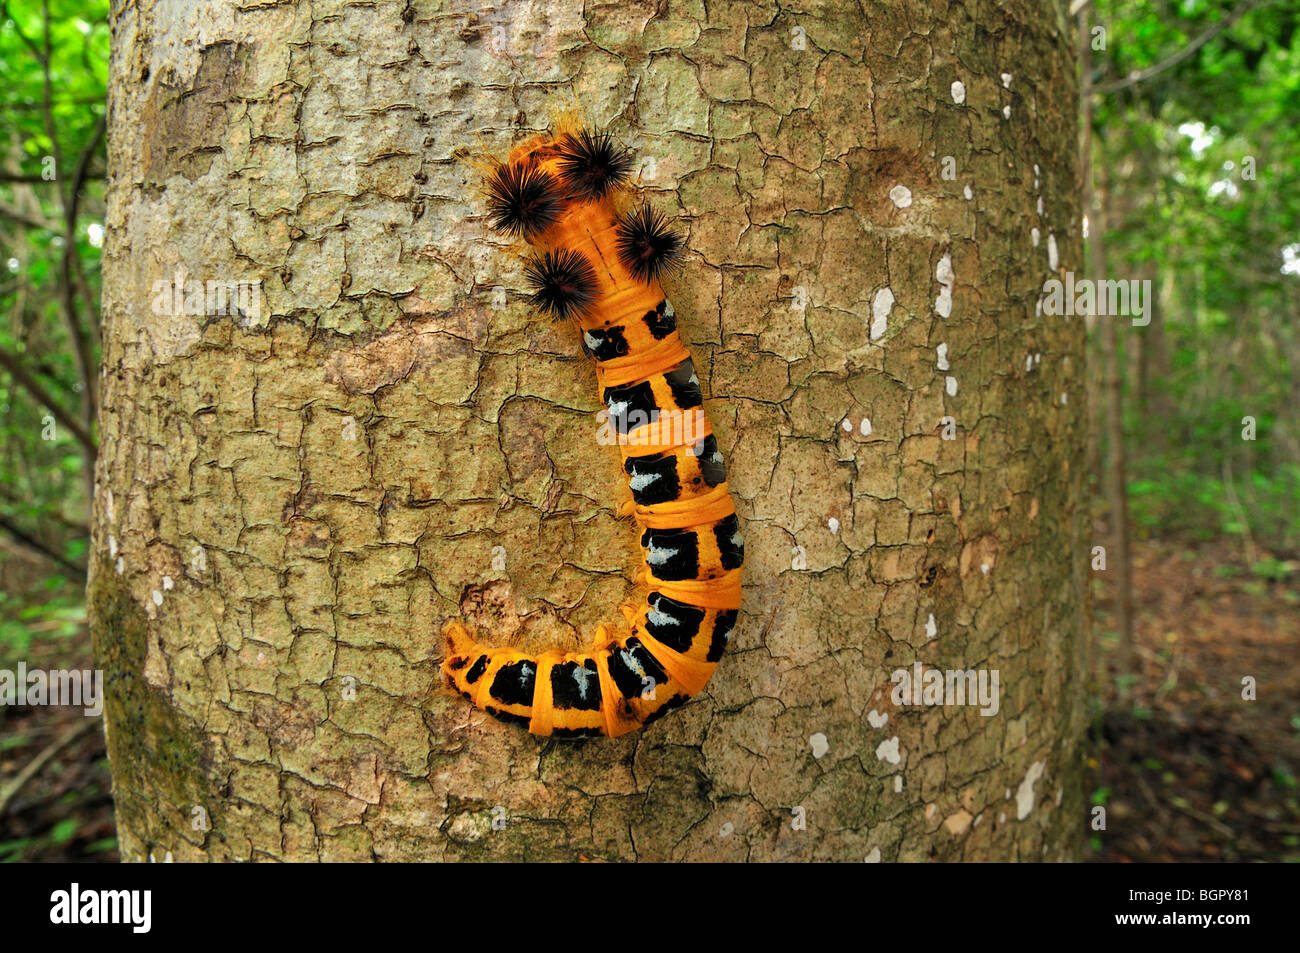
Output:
0,0,1294,861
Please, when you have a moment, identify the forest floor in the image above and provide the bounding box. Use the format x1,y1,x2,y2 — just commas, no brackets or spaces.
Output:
1086,539,1300,862
0,537,1296,862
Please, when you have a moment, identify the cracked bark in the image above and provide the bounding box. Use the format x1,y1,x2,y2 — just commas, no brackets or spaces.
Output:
92,0,1087,861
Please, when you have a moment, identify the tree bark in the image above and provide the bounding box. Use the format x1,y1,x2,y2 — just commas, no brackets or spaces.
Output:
92,0,1087,861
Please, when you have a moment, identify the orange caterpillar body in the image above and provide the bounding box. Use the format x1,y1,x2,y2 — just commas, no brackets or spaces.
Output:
441,122,743,737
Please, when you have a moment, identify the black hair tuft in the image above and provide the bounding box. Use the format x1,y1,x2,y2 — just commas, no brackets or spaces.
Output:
614,202,684,284
523,248,598,320
486,162,561,238
555,130,634,201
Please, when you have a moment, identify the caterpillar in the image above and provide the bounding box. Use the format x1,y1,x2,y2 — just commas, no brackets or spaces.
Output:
441,119,744,738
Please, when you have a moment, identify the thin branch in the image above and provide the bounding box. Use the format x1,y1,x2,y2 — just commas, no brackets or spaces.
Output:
0,513,86,580
0,200,58,232
1093,0,1261,95
0,344,96,453
59,112,107,418
0,718,99,816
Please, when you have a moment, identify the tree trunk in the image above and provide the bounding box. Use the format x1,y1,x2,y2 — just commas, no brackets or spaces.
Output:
92,0,1087,861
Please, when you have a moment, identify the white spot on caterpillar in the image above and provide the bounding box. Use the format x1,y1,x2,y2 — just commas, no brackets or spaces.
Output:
645,542,679,566
1001,72,1012,88
828,516,840,535
859,418,872,436
950,80,966,104
572,665,594,698
925,613,937,639
810,732,829,758
108,534,117,557
937,343,950,370
1034,353,1041,365
864,846,882,862
647,605,679,628
1047,233,1059,270
115,557,124,574
1003,104,1011,119
1031,227,1040,247
629,469,662,493
867,709,888,728
1016,760,1045,819
889,184,912,208
1061,392,1068,405
876,736,901,765
1026,354,1034,372
945,376,958,396
1037,196,1044,217
871,288,894,341
1034,163,1040,176
619,650,645,679
963,184,973,200
980,562,990,574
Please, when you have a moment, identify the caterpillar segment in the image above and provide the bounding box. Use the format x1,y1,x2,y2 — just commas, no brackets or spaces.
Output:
442,124,743,737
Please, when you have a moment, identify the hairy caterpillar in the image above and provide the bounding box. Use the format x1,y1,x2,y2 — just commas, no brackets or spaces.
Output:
441,119,744,738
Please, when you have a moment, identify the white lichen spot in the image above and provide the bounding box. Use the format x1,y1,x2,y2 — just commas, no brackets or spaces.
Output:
1060,392,1068,405
945,376,958,396
925,613,937,639
935,253,954,317
950,80,966,104
1047,233,1059,270
871,287,894,341
828,516,841,535
1037,196,1045,217
151,589,163,606
1003,104,1011,119
894,775,904,793
1016,760,1045,820
1031,226,1040,247
1056,787,1063,806
1001,72,1013,88
999,812,1007,824
865,846,882,862
162,575,174,591
841,417,853,432
937,343,950,371
867,709,888,728
1025,354,1034,372
980,562,990,574
1034,353,1042,365
719,821,734,838
876,736,901,765
935,286,952,318
115,557,124,575
809,732,830,759
1033,163,1040,176
108,534,117,557
936,253,955,286
889,184,913,208
963,184,973,200
104,488,115,523
859,417,872,436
